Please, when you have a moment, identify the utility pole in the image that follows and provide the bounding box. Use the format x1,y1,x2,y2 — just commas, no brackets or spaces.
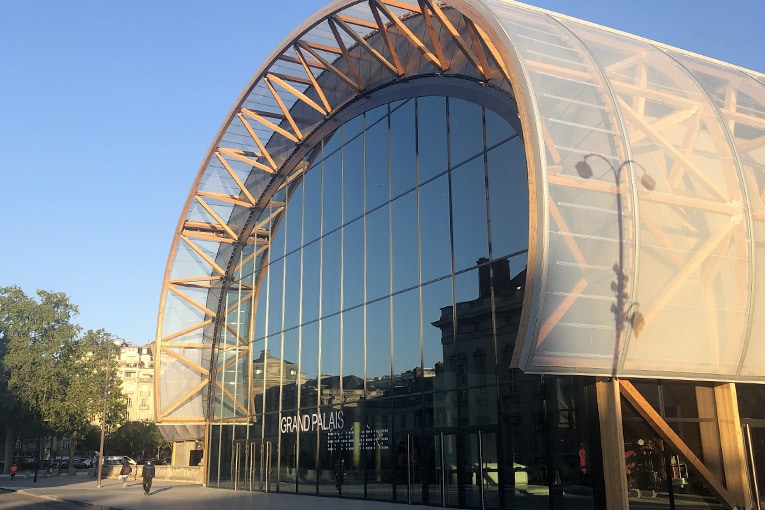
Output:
96,338,112,488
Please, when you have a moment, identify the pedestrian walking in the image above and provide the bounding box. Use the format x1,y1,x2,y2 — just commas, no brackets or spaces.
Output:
119,460,132,487
10,463,17,482
141,458,155,495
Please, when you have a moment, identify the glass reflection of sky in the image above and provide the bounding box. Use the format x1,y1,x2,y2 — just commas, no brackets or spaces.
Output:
255,95,528,386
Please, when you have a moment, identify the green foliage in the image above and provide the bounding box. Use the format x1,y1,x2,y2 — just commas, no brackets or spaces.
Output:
0,286,128,455
1,287,80,421
109,421,170,461
80,424,104,454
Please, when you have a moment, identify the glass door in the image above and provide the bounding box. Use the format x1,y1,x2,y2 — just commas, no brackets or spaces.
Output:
435,429,497,509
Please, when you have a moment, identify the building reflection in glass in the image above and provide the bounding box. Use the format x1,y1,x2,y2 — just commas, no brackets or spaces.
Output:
206,95,600,509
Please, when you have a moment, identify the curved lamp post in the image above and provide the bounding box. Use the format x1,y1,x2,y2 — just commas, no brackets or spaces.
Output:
576,154,654,375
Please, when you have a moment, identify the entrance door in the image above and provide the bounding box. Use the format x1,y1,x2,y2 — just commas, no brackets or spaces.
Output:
393,432,425,504
257,439,275,492
434,429,498,509
231,440,247,490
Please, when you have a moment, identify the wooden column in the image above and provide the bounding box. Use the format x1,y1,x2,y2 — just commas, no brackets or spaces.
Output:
596,377,628,510
714,383,751,508
696,386,724,481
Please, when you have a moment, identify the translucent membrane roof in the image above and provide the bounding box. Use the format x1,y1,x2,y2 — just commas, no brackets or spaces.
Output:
155,0,765,440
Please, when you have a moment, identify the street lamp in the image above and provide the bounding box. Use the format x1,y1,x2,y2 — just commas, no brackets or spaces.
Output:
575,153,654,375
96,337,113,488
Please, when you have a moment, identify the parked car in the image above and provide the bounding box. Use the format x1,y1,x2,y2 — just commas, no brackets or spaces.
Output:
73,458,91,469
102,455,137,466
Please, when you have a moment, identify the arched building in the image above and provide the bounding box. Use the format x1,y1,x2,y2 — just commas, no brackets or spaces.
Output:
154,1,765,508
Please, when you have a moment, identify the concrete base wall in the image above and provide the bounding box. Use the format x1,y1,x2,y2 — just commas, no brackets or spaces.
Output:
100,465,203,483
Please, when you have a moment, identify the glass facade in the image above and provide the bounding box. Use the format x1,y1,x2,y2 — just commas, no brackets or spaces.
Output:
205,94,602,508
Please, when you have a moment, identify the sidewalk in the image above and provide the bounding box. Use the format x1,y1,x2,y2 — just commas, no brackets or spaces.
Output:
0,472,424,510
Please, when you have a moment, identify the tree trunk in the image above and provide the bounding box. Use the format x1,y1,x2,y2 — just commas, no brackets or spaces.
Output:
3,426,14,474
68,437,77,475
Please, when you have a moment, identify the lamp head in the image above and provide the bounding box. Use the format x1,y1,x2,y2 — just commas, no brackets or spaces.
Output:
575,160,593,179
640,173,656,191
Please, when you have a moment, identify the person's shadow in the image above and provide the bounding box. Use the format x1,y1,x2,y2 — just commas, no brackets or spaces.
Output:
148,486,172,495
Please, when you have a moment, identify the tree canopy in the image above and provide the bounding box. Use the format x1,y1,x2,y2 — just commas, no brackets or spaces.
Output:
109,420,171,461
0,285,127,472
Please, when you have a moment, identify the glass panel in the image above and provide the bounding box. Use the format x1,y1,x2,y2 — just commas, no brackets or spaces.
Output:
392,288,421,378
301,240,320,324
452,157,489,272
738,383,765,420
284,251,301,330
343,219,364,310
252,337,266,416
342,306,365,393
323,127,341,156
366,110,389,211
297,431,318,494
366,204,390,301
285,181,304,255
365,398,393,501
485,107,515,148
283,328,299,411
419,175,451,283
343,134,365,224
281,432,298,491
301,321,320,409
267,258,284,336
334,403,365,498
391,190,419,293
322,230,342,317
343,113,364,144
366,297,391,381
366,103,388,127
390,99,416,198
454,266,480,306
323,151,342,234
263,334,282,414
422,277,452,389
254,273,269,341
321,314,341,395
487,137,528,259
417,96,447,184
449,98,483,166
622,393,724,508
303,164,322,245
318,404,347,496
269,214,286,262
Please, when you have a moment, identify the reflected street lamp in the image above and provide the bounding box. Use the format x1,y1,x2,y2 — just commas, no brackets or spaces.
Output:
576,153,654,375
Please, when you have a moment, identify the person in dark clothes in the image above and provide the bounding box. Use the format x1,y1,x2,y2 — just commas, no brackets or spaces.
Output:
119,460,132,487
141,458,156,495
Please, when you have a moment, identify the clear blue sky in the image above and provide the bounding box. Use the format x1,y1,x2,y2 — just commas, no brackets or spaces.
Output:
1,0,762,345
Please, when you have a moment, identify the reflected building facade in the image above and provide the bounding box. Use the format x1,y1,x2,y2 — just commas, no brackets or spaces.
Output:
155,1,765,508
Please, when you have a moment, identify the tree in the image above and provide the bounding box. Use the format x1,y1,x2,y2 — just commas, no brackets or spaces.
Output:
0,286,80,473
109,421,170,462
48,329,127,472
0,286,126,474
